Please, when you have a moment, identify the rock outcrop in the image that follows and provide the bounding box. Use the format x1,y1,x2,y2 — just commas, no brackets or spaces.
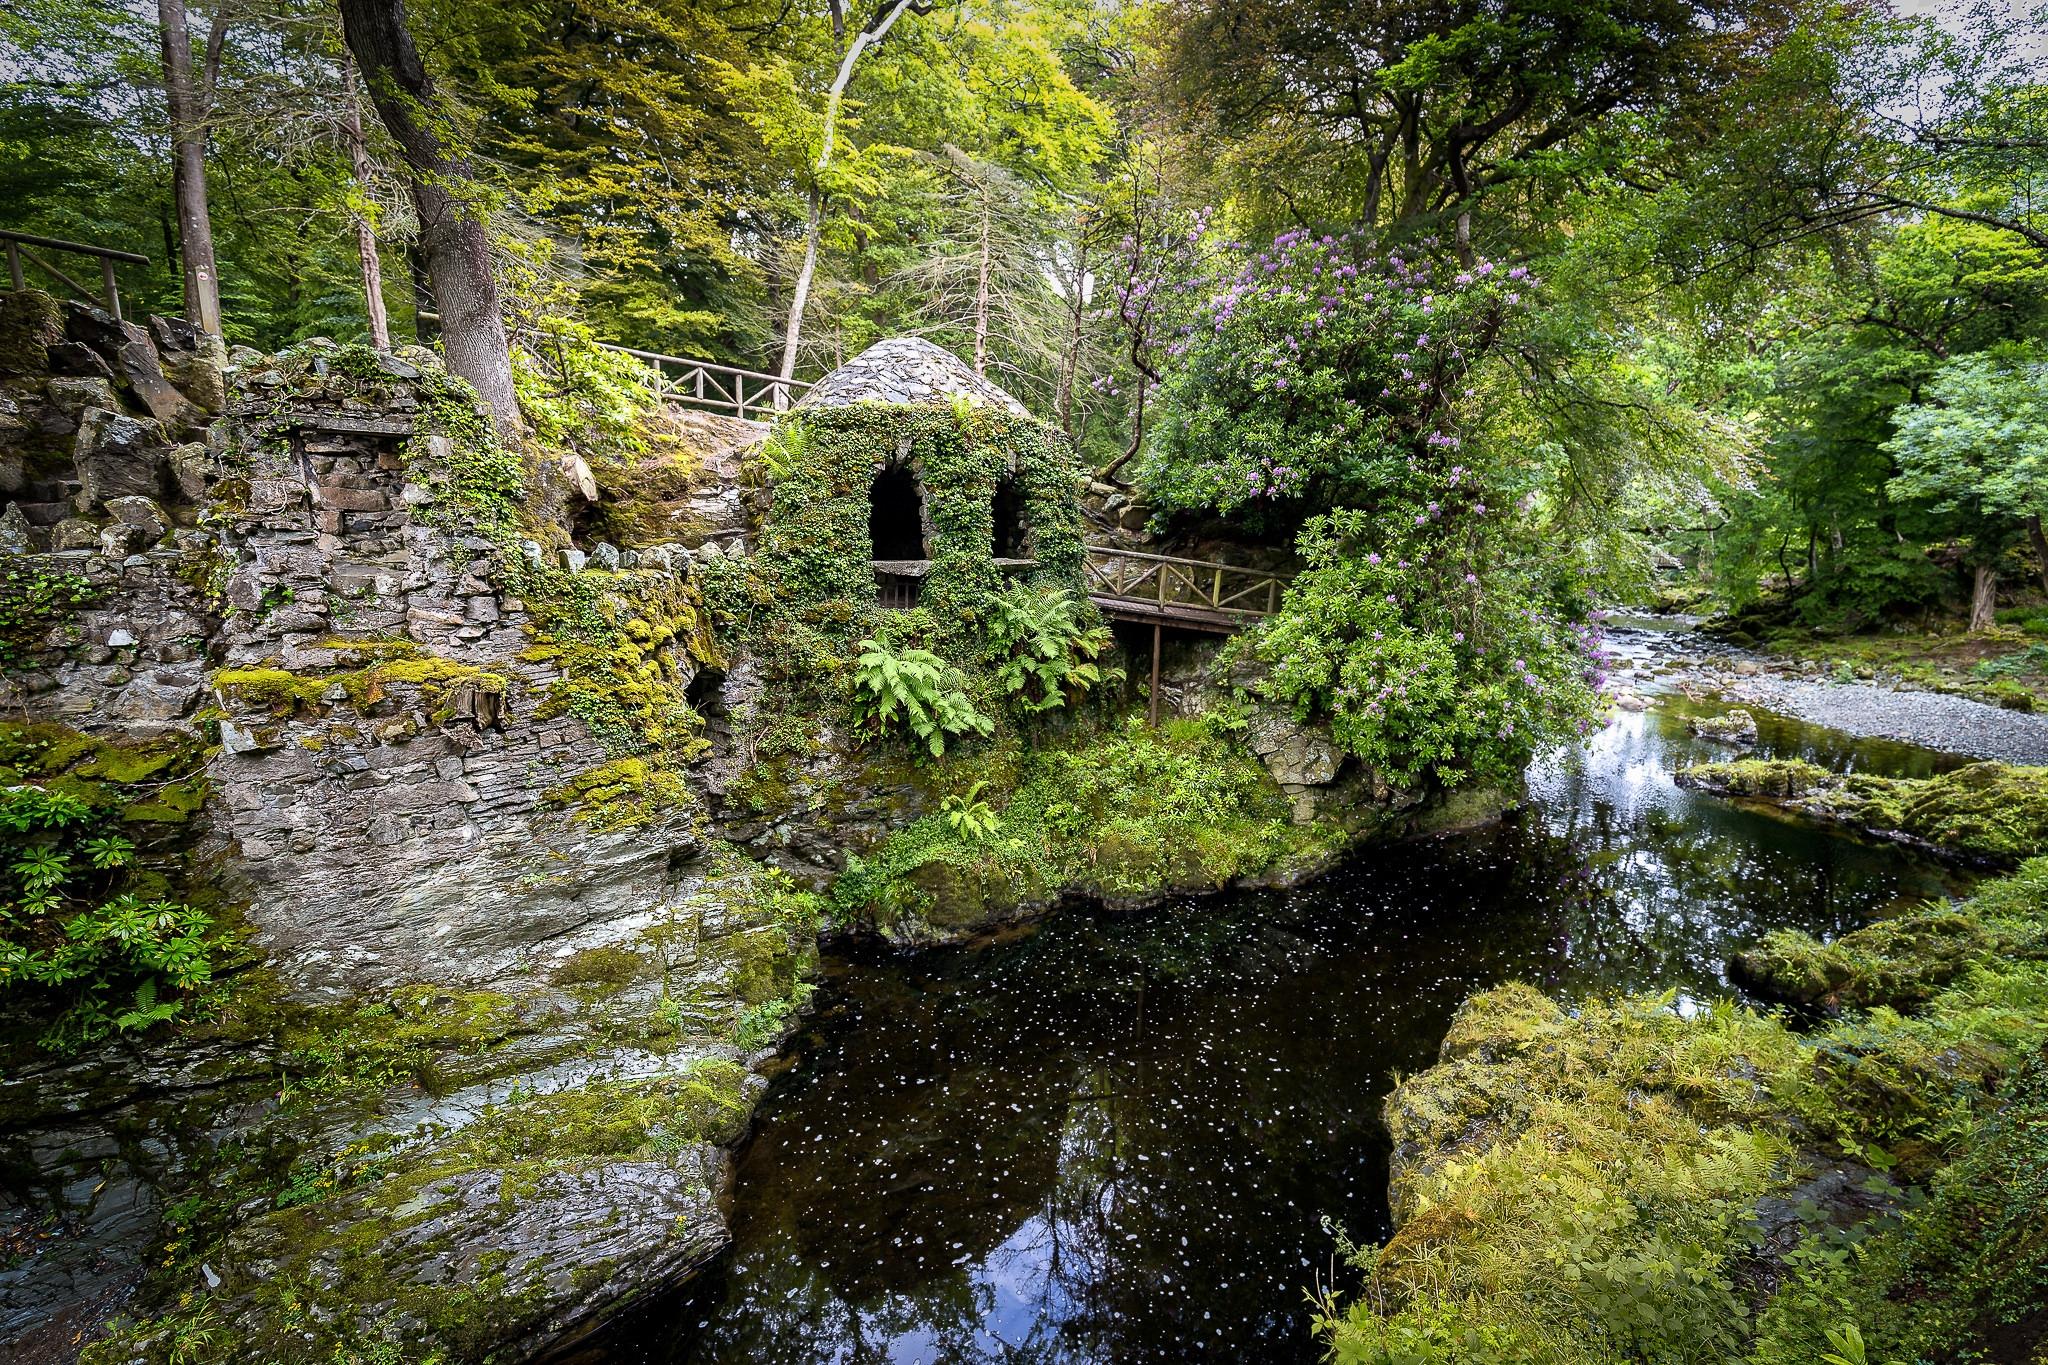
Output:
0,305,811,1363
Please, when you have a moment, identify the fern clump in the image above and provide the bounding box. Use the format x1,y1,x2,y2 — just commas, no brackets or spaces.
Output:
851,637,993,758
983,586,1122,711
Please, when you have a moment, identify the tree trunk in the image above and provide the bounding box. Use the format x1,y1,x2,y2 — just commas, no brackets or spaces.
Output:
1971,563,1998,633
2030,514,2048,595
972,186,991,378
1056,265,1083,438
408,245,437,343
339,0,520,437
339,51,391,350
158,0,222,335
779,190,823,382
776,0,919,381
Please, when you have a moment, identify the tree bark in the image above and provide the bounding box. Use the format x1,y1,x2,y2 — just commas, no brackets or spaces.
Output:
408,244,437,343
338,51,391,350
1971,563,1998,633
2030,514,2048,596
339,0,520,436
158,0,222,335
1054,233,1086,438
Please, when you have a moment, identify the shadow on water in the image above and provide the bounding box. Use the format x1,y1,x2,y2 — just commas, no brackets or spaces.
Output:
596,704,1971,1365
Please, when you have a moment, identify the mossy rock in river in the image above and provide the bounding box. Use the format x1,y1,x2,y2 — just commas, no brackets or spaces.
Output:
1731,910,1999,1011
1679,758,2048,863
1734,857,2048,1011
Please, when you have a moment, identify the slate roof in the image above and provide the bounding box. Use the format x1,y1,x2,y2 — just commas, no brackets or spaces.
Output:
797,337,1030,417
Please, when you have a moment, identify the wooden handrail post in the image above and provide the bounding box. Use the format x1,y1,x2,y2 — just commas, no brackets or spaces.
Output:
5,241,20,292
101,257,121,322
1149,621,1162,726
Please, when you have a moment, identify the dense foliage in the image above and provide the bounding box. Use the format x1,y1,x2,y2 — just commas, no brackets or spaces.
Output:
1137,233,1529,533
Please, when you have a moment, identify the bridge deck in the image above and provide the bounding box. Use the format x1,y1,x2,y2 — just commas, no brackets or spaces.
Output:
1087,594,1246,633
1081,546,1290,634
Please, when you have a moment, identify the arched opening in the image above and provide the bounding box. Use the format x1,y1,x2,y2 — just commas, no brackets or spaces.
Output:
991,474,1030,560
868,465,926,562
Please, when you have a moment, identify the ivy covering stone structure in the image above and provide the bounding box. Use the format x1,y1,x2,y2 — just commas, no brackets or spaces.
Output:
734,338,1088,665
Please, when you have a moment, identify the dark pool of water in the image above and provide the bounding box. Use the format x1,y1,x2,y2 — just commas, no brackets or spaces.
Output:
602,704,1970,1365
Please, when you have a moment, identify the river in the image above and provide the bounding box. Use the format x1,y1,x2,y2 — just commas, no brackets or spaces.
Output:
596,634,1972,1364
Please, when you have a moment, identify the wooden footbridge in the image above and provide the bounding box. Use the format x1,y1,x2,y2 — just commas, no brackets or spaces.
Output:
1082,545,1291,723
1083,546,1289,633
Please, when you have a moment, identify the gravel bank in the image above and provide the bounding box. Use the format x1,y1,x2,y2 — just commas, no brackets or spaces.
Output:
1603,619,2048,766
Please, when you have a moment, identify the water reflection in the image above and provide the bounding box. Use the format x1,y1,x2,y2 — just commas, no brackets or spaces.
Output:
606,702,1969,1365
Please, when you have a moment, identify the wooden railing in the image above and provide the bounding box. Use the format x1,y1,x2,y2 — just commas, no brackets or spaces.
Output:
598,342,809,419
1083,545,1291,624
2,230,151,323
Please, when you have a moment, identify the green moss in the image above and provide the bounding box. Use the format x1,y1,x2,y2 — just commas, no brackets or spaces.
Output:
213,658,510,719
249,985,528,1097
0,287,64,374
1675,757,1830,799
1319,859,2048,1363
736,402,1088,727
1679,758,2048,863
84,1057,750,1365
0,721,210,827
551,945,649,991
830,715,1349,937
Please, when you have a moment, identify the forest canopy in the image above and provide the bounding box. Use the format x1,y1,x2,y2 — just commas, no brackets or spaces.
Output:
4,0,2046,771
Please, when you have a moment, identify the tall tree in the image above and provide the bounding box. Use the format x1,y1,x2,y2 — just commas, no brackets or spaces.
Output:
1148,0,1794,242
778,0,928,382
1887,350,2048,628
157,0,225,334
338,0,520,434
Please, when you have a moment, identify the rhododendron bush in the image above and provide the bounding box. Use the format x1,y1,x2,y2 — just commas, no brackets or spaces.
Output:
1135,229,1530,530
1253,509,1607,785
1141,230,1607,782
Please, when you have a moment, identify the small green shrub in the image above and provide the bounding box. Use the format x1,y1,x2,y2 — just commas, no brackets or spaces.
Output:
0,564,102,669
0,786,221,1048
939,781,1001,838
850,637,993,758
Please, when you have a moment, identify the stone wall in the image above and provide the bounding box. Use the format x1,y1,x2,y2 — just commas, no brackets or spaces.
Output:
0,313,811,1363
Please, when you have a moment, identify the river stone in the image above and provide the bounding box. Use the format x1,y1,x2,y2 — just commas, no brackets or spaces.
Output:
65,303,193,427
0,288,65,375
148,313,227,413
0,500,34,552
49,516,99,551
46,374,119,418
1689,709,1758,744
166,441,210,501
1244,707,1340,787
104,494,170,543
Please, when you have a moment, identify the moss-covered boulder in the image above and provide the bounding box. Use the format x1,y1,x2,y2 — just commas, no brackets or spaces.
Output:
1734,857,2048,1011
1678,758,2048,863
1322,860,2048,1363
